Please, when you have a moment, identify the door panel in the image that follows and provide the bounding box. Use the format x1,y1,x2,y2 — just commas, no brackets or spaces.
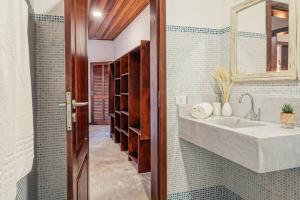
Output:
65,0,89,199
77,158,88,200
91,64,110,125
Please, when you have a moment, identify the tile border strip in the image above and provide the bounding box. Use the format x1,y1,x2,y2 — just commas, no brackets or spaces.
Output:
167,25,265,38
166,25,230,34
167,186,243,200
34,14,64,23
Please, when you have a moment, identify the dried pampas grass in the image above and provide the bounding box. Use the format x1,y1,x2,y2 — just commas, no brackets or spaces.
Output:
212,68,233,102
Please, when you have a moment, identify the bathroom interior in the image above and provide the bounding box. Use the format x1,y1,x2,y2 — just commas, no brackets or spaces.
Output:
2,0,300,200
167,0,300,199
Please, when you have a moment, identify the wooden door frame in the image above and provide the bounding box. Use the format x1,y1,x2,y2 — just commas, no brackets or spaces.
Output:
65,0,167,199
64,0,75,198
90,62,111,125
150,0,167,199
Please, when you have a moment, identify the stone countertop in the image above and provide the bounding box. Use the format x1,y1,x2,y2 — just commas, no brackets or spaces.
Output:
178,114,300,173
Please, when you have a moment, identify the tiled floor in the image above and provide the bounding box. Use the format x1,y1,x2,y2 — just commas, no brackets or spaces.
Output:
89,125,151,200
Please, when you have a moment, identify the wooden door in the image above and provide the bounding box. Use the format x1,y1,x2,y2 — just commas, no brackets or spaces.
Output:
65,0,89,199
91,63,110,125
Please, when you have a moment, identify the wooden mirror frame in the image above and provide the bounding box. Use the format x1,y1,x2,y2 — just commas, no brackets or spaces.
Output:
230,0,299,82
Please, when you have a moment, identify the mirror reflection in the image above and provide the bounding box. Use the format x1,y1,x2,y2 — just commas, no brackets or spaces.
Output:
236,0,289,76
267,1,289,72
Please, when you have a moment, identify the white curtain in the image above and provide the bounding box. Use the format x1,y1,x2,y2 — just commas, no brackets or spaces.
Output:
0,0,34,199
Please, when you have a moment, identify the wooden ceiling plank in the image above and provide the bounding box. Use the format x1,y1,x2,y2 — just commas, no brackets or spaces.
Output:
89,0,108,38
88,0,150,40
95,0,126,38
101,0,139,39
89,0,117,39
105,0,149,39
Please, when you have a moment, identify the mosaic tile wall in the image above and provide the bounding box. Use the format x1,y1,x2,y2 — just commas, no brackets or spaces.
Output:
167,25,300,200
16,13,67,200
34,15,67,200
167,25,224,195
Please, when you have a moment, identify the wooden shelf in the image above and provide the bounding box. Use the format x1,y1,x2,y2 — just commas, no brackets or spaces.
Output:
121,111,129,116
109,41,151,173
121,75,128,94
120,54,128,74
114,126,120,143
109,63,115,139
129,127,141,136
121,129,129,136
129,154,138,163
115,78,120,94
115,126,121,132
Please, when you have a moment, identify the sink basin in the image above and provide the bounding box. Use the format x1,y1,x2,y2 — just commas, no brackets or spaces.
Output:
205,117,265,129
178,113,300,173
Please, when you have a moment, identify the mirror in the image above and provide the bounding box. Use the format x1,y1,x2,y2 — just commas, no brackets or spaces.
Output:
267,1,289,72
231,0,298,81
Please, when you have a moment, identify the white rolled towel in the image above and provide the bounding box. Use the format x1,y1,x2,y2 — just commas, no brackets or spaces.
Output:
191,103,213,119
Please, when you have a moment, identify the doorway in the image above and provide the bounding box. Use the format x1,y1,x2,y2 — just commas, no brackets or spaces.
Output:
65,0,167,199
90,62,110,125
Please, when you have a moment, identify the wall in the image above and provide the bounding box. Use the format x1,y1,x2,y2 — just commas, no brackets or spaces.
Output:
166,25,224,198
167,0,300,199
34,14,67,200
167,0,229,28
166,1,233,197
87,40,115,63
113,5,150,58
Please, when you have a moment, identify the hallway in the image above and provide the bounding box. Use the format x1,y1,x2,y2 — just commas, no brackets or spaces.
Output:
89,126,151,200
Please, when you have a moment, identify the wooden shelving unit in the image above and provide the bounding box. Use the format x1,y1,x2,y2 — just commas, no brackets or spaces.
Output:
109,41,150,173
120,55,129,152
114,60,121,143
109,63,115,139
128,41,151,173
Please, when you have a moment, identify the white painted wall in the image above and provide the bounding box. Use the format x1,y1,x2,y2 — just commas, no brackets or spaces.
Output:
87,40,115,63
31,0,64,16
167,0,283,33
113,5,150,58
166,0,234,28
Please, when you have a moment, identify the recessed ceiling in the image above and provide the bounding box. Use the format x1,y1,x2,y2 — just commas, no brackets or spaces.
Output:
88,0,149,40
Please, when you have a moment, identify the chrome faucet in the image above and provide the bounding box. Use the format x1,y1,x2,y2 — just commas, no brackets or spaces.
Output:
238,93,260,121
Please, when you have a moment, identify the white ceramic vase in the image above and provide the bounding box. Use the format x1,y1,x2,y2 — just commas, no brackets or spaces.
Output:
213,102,222,116
222,102,232,117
